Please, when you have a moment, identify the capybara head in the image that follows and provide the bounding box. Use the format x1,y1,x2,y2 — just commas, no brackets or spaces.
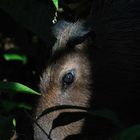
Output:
34,21,94,140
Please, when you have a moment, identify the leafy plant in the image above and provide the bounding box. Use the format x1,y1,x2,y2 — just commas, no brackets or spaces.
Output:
35,105,140,140
3,53,27,64
0,81,39,139
52,0,59,10
0,115,15,140
0,82,40,95
35,105,122,139
114,124,140,140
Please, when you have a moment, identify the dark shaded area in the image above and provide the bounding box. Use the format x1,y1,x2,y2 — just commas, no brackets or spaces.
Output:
91,0,140,125
82,0,140,139
0,0,55,44
0,9,50,85
0,5,51,139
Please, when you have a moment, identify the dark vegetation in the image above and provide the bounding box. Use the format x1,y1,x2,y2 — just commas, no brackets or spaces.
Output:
0,1,52,139
0,0,140,140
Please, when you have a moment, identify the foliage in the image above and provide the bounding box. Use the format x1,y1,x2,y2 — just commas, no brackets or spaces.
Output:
3,54,27,64
52,0,59,10
114,124,140,140
0,115,15,140
0,81,39,139
0,82,40,95
35,105,140,140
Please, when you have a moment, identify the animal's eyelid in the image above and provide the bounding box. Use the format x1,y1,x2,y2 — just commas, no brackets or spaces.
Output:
61,69,76,90
62,69,76,79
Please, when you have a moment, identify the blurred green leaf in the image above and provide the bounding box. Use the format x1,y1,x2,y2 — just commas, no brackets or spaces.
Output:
0,115,14,140
0,81,40,95
52,0,59,10
3,53,27,64
1,100,17,113
1,100,32,113
90,109,122,128
18,103,32,110
12,118,16,128
116,124,140,140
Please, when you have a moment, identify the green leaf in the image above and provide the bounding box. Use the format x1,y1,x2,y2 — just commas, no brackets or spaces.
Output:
116,124,140,140
1,100,17,113
0,81,40,95
18,103,32,110
12,118,16,128
3,53,27,64
1,100,32,113
52,0,59,10
90,109,122,128
0,115,14,140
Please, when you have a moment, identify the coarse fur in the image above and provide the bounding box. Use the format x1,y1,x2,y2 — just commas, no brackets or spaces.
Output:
34,0,140,139
34,21,94,140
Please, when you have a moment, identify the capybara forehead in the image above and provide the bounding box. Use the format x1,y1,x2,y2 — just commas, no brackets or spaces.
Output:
52,20,90,53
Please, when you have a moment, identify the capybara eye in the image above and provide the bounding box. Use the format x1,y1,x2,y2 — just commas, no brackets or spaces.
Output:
62,69,75,88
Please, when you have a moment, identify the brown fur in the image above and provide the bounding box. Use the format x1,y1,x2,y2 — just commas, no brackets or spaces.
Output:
34,0,140,139
34,21,93,140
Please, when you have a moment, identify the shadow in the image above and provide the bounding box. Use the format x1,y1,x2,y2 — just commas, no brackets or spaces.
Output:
80,0,140,139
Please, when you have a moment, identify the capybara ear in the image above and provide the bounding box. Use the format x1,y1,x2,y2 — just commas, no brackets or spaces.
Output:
52,20,70,39
52,20,95,53
74,29,96,52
